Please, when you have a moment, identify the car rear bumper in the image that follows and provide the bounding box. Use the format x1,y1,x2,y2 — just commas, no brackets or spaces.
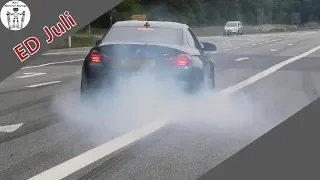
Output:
84,64,196,88
224,30,238,34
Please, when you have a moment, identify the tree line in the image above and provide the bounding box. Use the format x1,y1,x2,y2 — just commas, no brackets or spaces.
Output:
91,0,320,28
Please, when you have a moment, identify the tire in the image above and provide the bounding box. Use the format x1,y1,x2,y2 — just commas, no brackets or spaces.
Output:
80,75,100,103
205,66,215,90
80,76,92,103
184,69,203,94
189,67,216,94
211,70,216,89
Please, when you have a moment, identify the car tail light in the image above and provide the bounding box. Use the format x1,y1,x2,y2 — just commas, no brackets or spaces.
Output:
90,53,101,63
163,54,192,66
176,54,192,66
90,52,112,63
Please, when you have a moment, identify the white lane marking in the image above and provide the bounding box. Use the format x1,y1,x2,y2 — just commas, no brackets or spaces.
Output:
28,119,169,180
224,49,231,51
42,50,88,55
0,123,23,133
288,44,294,46
29,44,320,180
258,42,264,45
235,57,249,61
270,49,278,52
266,39,282,43
252,44,257,46
16,72,46,79
234,47,240,49
242,45,248,48
22,59,84,69
221,44,320,94
26,81,62,88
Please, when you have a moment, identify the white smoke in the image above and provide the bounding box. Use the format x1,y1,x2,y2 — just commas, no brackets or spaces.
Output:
52,69,272,145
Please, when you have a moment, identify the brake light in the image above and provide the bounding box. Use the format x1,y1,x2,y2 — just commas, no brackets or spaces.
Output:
176,54,191,66
138,27,154,31
90,53,101,63
163,54,192,66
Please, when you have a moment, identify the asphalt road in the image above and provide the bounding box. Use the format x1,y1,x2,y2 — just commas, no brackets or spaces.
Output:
1,30,320,180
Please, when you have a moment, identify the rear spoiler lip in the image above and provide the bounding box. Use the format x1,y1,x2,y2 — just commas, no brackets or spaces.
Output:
98,41,200,56
100,41,180,48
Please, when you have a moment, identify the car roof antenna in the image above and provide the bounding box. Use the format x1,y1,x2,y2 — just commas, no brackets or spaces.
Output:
144,21,150,28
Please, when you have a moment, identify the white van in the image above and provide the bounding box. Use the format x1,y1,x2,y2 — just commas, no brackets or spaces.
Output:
223,21,243,36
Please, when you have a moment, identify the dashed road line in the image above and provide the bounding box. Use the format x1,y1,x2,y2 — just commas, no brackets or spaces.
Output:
26,81,62,88
234,57,249,61
22,59,84,69
0,123,23,133
16,72,46,79
42,50,89,55
266,39,282,43
221,44,320,94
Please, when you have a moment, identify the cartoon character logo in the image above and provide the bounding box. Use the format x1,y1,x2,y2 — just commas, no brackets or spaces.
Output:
1,1,31,31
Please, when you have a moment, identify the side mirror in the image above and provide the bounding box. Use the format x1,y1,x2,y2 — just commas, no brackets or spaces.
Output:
200,42,217,52
96,39,102,46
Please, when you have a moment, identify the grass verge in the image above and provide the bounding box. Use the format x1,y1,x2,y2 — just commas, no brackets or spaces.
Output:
76,26,106,36
52,36,97,49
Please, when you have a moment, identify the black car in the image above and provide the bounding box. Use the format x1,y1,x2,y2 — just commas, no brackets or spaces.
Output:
80,20,217,97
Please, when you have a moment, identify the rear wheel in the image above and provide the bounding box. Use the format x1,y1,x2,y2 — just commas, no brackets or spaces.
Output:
211,72,216,89
81,74,116,103
80,76,93,103
186,67,216,94
80,75,102,103
204,70,215,90
184,69,203,94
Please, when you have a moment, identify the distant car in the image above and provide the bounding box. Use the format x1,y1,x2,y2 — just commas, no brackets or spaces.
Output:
223,21,243,36
80,20,217,98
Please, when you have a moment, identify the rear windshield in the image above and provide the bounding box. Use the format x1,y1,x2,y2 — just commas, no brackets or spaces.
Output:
102,26,183,45
225,22,238,27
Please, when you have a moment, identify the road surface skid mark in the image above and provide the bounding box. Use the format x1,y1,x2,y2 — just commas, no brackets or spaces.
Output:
28,119,170,180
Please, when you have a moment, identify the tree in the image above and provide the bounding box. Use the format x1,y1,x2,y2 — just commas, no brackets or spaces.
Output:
90,0,320,28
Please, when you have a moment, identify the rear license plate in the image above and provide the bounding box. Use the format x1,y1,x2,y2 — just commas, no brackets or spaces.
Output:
121,59,156,68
